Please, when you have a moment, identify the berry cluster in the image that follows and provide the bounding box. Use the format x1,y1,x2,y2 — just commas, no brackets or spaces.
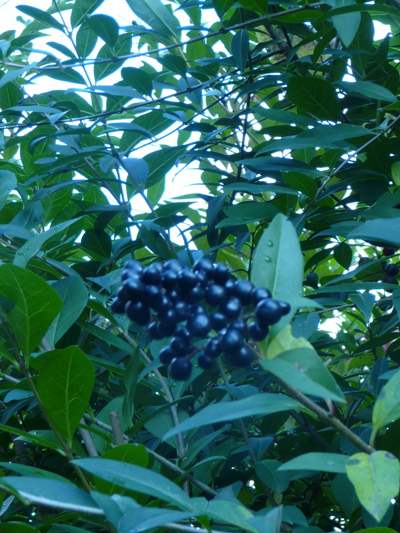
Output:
110,258,290,381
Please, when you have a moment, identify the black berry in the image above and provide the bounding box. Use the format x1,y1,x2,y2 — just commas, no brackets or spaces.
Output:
169,357,192,381
163,259,183,273
142,263,163,285
162,270,179,290
170,336,190,356
205,284,227,306
148,321,164,340
184,285,205,303
159,346,174,365
383,247,396,257
220,297,242,320
110,297,125,314
226,344,254,367
385,264,399,277
198,352,214,369
210,311,228,331
221,328,244,355
277,301,291,316
234,280,254,305
187,313,212,337
194,258,214,277
252,286,271,305
124,260,143,274
144,285,163,308
255,298,282,327
175,301,191,321
248,321,269,341
212,263,230,285
205,337,222,358
125,300,150,325
179,268,198,291
229,320,247,335
120,278,144,302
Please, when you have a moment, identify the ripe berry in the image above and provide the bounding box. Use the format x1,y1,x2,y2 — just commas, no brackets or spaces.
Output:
252,287,271,305
383,247,396,257
385,264,399,277
142,263,163,285
248,321,269,341
158,309,178,336
120,278,144,302
205,337,222,358
210,311,228,331
193,258,214,277
220,297,242,320
229,320,247,335
191,304,206,315
255,298,282,327
198,352,214,369
124,260,143,274
195,270,208,287
179,269,198,291
226,345,254,367
148,321,164,340
212,263,230,285
110,297,125,314
383,276,399,285
277,301,291,316
163,259,183,273
170,336,190,356
234,280,254,305
224,278,235,296
184,285,205,303
169,357,192,381
168,290,179,303
175,301,191,321
175,325,191,343
162,270,179,290
159,346,174,365
187,313,211,337
205,284,227,306
125,301,150,325
305,273,319,288
154,295,172,317
221,329,244,355
144,285,163,308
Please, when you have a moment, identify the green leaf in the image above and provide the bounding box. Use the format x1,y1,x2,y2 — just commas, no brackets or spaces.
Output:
251,214,303,332
46,276,88,347
121,67,153,96
0,477,101,515
0,462,74,484
279,453,349,473
333,243,353,270
287,77,340,121
94,36,132,81
332,474,360,517
255,460,290,492
16,5,64,31
217,202,280,227
261,347,346,403
71,0,105,28
231,30,249,73
163,393,304,439
74,458,195,510
87,14,119,48
348,218,400,246
81,228,112,260
76,21,98,58
372,370,400,441
391,162,400,186
340,81,397,103
284,173,317,198
156,55,187,76
118,508,193,533
212,0,236,18
144,146,186,189
0,264,62,359
37,346,95,446
332,0,361,47
13,219,79,269
126,0,179,40
0,170,17,211
350,293,375,323
346,452,400,522
41,68,87,86
0,82,23,109
237,0,267,13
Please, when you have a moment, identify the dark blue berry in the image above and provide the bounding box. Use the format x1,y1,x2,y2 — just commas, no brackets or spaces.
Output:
383,247,396,257
226,344,254,367
159,345,174,365
252,287,271,305
210,312,228,331
205,284,227,306
144,285,163,308
125,300,150,325
221,329,244,355
255,298,282,327
154,295,172,317
229,320,247,335
163,259,183,273
205,337,222,358
169,357,192,381
124,260,143,273
224,278,235,296
120,278,144,302
168,290,179,303
194,258,214,278
248,321,269,341
234,280,254,305
187,313,211,337
198,352,214,369
110,298,125,314
195,270,208,287
212,263,230,285
162,270,179,290
385,264,399,277
191,304,206,315
142,263,163,285
184,285,205,303
277,301,291,316
220,297,242,320
175,325,191,342
170,336,190,356
158,309,177,336
148,320,164,340
175,301,191,321
178,268,198,291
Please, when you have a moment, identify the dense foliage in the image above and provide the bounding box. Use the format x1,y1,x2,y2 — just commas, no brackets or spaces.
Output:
2,0,400,531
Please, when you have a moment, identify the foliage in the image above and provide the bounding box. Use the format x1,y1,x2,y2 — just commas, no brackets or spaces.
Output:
1,0,400,531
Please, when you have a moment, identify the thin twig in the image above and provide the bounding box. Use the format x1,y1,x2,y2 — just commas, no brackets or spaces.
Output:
109,411,125,446
79,418,99,457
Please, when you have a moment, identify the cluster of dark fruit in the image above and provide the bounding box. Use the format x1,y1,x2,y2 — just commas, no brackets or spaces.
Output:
382,247,399,286
110,258,290,381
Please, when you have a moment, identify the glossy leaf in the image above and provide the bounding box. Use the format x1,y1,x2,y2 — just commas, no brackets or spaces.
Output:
37,347,95,446
0,170,17,211
126,0,179,40
16,5,64,31
122,67,153,96
0,264,62,358
71,0,104,27
231,30,249,73
87,14,119,48
346,452,400,522
287,76,340,121
372,369,400,441
332,0,361,47
280,453,349,473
